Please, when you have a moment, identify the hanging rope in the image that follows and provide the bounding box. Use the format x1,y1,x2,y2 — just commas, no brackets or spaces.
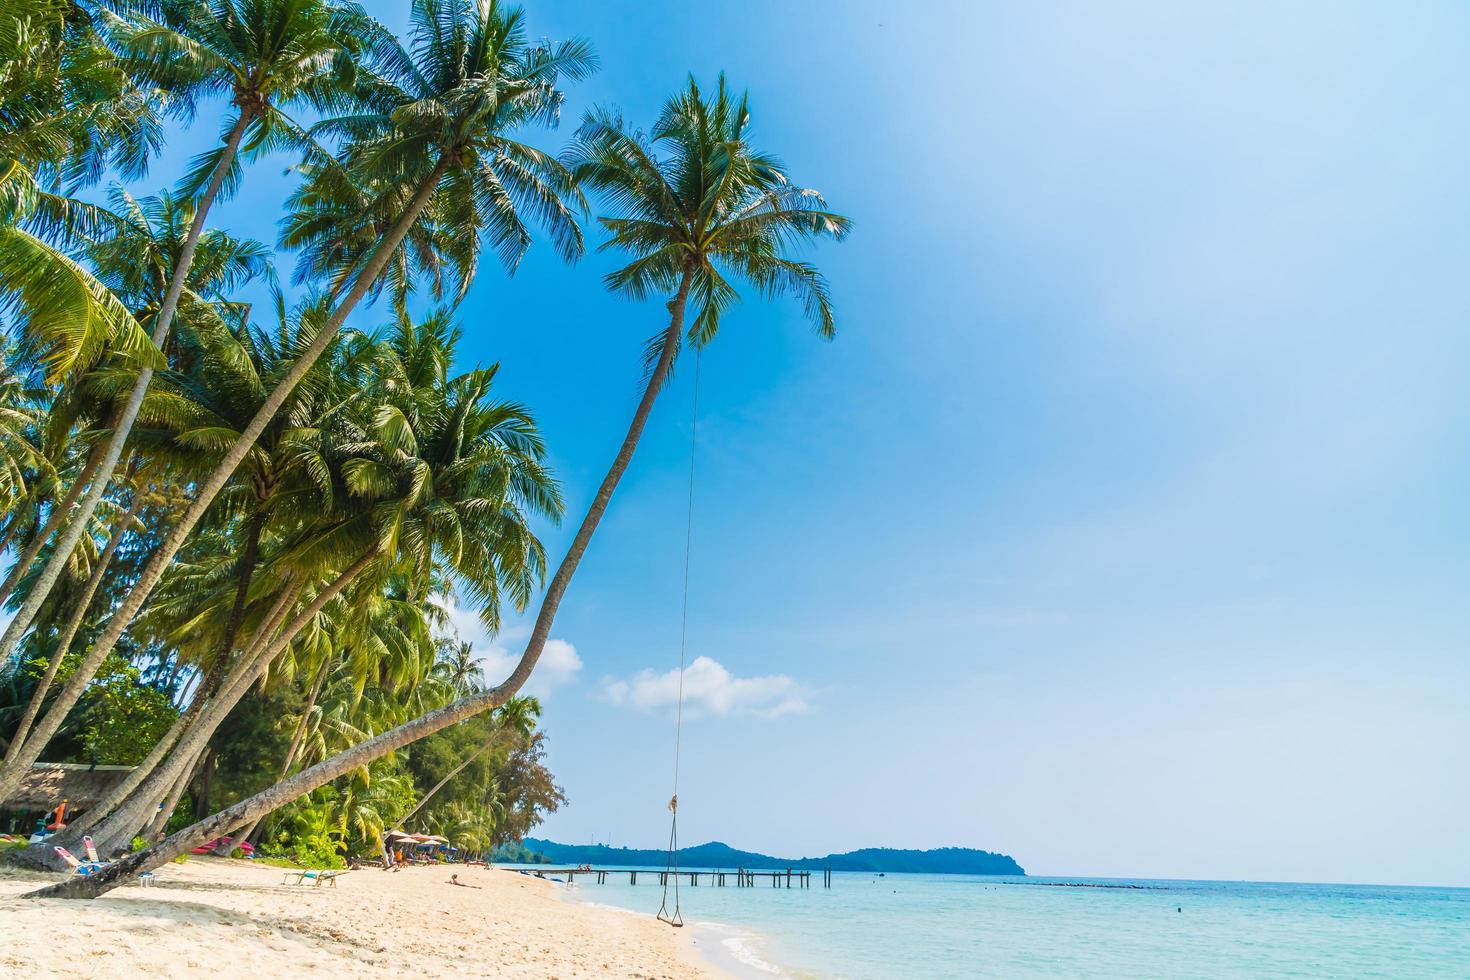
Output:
657,349,701,929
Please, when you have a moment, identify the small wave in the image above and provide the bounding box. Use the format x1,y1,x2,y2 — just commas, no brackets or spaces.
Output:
694,920,783,976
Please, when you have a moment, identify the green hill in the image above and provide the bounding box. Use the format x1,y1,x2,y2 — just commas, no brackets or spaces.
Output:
519,839,1024,875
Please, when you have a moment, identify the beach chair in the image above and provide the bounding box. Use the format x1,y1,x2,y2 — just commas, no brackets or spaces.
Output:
282,869,350,887
53,846,107,879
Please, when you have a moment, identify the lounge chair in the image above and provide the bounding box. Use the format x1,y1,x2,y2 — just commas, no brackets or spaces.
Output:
53,846,107,879
282,869,350,887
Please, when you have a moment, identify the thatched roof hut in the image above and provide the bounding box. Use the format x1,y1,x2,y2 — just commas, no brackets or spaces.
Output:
1,763,135,812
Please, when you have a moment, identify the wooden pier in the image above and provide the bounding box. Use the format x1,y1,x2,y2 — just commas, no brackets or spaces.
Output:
525,867,833,888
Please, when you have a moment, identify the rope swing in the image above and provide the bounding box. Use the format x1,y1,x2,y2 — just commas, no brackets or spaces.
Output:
657,349,701,929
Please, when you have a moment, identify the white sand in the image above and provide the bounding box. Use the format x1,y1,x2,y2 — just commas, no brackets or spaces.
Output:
0,857,729,978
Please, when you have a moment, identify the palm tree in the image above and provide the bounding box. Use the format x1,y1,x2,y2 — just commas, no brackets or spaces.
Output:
434,639,484,696
26,73,848,899
0,0,165,188
74,311,561,854
2,195,272,758
0,0,590,802
398,697,536,828
0,0,169,616
0,341,45,514
0,0,375,700
0,0,165,379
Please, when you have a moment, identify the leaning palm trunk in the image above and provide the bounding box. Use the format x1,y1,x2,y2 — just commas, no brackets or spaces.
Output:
20,584,304,870
0,115,253,666
2,486,145,756
24,270,695,899
0,159,448,804
73,508,276,843
0,441,106,613
82,552,379,854
0,509,23,558
60,580,303,844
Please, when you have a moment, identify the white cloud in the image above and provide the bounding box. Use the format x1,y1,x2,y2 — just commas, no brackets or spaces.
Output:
434,597,581,699
480,638,583,699
600,656,809,719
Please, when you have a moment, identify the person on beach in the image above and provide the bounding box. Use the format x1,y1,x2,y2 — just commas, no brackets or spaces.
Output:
449,874,481,889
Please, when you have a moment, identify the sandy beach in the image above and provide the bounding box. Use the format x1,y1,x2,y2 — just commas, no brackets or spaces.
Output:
0,858,728,978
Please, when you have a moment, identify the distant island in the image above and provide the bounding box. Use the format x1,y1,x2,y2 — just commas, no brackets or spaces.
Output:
512,839,1025,876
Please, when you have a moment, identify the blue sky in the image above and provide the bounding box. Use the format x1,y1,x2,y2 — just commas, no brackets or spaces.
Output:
102,0,1470,885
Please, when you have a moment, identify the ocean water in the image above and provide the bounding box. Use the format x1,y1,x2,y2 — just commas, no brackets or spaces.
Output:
537,868,1470,978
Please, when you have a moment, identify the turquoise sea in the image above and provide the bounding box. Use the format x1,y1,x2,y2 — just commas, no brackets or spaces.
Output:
547,869,1470,978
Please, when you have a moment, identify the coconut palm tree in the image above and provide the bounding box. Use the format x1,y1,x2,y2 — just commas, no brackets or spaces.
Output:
433,639,483,696
73,311,561,854
0,341,45,513
2,197,272,758
0,0,164,379
23,73,848,899
0,0,377,708
38,298,353,844
0,0,590,802
398,696,536,828
0,0,165,608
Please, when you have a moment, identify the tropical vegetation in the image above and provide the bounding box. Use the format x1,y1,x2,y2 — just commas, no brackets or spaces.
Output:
0,0,847,899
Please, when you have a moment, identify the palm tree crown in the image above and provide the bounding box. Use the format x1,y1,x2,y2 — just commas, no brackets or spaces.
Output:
102,0,379,197
566,73,851,355
288,0,595,301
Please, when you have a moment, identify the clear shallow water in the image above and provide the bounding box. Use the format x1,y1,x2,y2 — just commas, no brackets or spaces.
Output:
528,868,1470,978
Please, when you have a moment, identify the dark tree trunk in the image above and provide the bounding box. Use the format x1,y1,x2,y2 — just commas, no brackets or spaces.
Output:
192,749,215,820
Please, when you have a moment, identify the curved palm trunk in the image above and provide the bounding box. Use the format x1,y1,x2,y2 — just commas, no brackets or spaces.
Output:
89,504,276,824
24,271,694,899
84,552,378,853
0,441,106,613
2,485,145,756
0,113,253,665
0,157,448,804
59,579,303,844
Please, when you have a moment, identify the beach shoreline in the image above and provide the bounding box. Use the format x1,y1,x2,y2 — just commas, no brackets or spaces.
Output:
0,857,730,978
556,884,787,979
